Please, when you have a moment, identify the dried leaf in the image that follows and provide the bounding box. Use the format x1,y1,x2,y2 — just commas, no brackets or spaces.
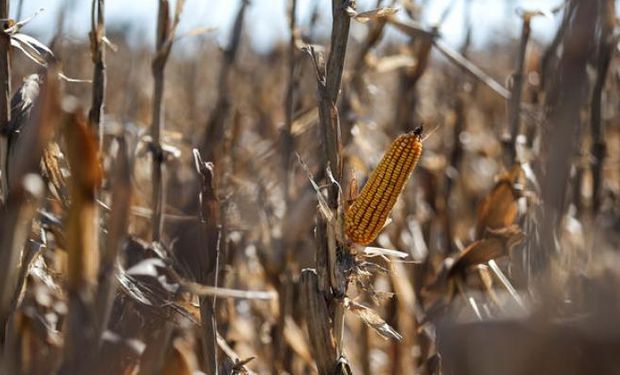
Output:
5,8,45,34
374,54,417,73
57,72,92,83
297,153,333,222
475,165,523,239
41,142,69,205
126,258,167,277
348,7,399,23
175,26,217,41
346,299,402,341
10,33,53,66
362,246,409,259
516,7,553,21
450,225,525,276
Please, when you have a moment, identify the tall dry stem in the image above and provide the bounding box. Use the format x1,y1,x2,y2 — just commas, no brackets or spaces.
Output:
589,0,615,214
59,107,102,374
0,0,10,204
305,1,353,372
504,13,531,165
151,0,182,241
88,0,106,148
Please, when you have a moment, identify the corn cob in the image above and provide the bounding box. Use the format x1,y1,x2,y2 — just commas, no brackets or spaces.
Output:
345,128,423,245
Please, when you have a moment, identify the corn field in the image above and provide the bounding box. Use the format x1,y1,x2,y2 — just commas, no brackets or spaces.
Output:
0,0,619,374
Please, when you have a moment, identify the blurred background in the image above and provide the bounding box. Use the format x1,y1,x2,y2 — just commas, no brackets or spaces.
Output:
2,0,620,374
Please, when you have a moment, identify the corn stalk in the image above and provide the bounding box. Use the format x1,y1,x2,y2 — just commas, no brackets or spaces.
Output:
0,0,10,204
305,1,353,373
88,0,106,149
151,0,183,241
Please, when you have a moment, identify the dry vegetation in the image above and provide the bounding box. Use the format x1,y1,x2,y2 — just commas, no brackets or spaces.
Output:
1,0,620,374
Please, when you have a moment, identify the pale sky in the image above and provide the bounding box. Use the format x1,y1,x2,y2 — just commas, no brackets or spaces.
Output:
16,0,563,52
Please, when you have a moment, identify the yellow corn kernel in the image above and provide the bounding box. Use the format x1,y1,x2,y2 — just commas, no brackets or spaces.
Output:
345,128,423,245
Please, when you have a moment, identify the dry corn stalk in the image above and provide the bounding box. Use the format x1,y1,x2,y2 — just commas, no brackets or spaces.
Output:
345,128,423,245
59,106,102,374
64,110,102,289
300,269,337,375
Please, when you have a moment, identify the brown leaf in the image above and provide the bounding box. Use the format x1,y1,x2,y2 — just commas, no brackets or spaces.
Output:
41,142,69,206
450,225,525,277
475,165,523,239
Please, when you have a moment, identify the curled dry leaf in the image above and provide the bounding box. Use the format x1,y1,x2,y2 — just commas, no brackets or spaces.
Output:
174,26,217,41
475,165,524,239
362,246,410,259
373,54,417,73
424,225,525,312
41,142,69,206
449,225,525,277
345,298,403,341
347,6,399,24
10,33,54,66
516,7,554,21
5,8,45,34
